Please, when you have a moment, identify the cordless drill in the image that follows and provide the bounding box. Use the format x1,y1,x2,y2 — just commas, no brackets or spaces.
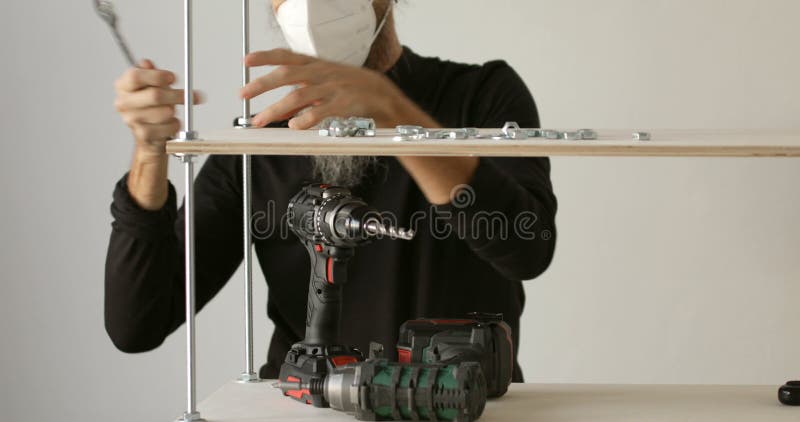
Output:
278,184,415,405
277,184,489,421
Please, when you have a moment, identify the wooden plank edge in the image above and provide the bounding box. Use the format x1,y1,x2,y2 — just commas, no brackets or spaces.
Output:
165,142,800,157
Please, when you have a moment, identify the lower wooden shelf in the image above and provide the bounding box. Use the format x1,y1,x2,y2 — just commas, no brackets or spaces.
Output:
196,380,795,421
165,129,800,157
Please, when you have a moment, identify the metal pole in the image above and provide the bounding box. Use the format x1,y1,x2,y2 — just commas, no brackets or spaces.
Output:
177,0,202,421
241,0,252,126
178,158,203,422
182,0,196,139
236,0,260,383
238,154,260,383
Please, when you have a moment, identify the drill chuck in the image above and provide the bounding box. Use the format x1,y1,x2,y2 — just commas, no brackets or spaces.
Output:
275,360,487,422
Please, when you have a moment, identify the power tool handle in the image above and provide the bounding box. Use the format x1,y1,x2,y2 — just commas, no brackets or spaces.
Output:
302,243,349,345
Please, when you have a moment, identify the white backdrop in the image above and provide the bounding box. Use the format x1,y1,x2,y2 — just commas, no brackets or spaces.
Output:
0,1,798,421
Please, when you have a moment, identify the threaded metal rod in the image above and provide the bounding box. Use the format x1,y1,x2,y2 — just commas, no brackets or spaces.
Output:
180,157,203,421
241,0,251,124
239,153,259,382
182,0,195,136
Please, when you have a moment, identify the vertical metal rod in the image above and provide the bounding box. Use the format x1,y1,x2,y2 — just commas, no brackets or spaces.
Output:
241,0,251,124
183,0,195,136
239,154,259,382
177,0,202,420
183,159,201,420
237,0,259,383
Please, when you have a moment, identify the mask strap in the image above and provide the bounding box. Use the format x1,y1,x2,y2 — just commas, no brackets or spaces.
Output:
370,0,394,44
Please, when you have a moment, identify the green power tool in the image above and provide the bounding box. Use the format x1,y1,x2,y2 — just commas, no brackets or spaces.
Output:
274,358,487,422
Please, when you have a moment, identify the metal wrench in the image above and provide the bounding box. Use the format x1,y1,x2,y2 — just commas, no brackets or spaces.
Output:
93,0,138,67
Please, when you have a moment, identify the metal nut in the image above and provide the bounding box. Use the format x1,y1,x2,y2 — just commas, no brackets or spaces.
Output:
397,125,424,135
329,120,351,137
502,121,521,137
506,129,529,140
544,130,560,140
348,117,375,131
446,129,469,140
561,131,581,141
234,117,253,129
526,129,545,138
578,129,598,140
356,129,376,137
464,128,480,137
393,133,424,142
475,133,509,140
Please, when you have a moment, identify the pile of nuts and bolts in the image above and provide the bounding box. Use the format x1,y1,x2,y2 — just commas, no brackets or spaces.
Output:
317,118,652,142
318,117,377,137
393,122,605,142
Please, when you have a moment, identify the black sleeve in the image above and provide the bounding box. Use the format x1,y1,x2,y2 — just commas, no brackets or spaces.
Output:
439,61,558,281
104,156,245,352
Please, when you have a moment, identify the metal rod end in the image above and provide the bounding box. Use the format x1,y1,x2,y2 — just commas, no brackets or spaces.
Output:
175,153,195,164
237,372,263,383
176,412,205,422
178,130,199,141
234,117,254,129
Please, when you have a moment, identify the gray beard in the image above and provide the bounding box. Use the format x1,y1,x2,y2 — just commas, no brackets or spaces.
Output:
311,156,378,187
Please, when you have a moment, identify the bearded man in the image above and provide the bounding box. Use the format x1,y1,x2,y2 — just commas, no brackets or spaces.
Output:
105,0,558,382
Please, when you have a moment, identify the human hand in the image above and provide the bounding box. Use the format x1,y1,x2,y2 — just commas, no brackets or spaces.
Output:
113,59,203,156
240,49,423,129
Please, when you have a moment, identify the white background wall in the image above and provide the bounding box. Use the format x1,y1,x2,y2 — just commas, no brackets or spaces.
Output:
1,0,798,421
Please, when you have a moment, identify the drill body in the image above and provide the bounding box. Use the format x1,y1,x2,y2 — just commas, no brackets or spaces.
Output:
280,184,413,407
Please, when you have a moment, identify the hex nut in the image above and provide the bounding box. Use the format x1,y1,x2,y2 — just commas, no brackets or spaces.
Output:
464,128,480,137
502,121,521,136
526,129,545,138
348,117,376,131
578,129,598,140
447,129,470,139
397,125,424,135
506,129,529,140
561,131,581,141
544,130,561,139
476,133,510,140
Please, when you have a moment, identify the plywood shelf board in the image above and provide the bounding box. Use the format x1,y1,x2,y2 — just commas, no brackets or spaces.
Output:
164,129,800,157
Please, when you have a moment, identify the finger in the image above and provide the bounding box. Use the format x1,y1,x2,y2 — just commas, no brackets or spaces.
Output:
122,106,175,126
116,88,203,111
132,118,182,144
245,48,315,68
288,103,338,130
252,85,328,127
139,59,155,70
241,65,318,100
116,67,176,92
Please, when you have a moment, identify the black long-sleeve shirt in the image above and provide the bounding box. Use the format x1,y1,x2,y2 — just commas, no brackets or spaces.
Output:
105,47,557,381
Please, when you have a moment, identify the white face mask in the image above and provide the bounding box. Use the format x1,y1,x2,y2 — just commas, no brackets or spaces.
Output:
276,0,392,67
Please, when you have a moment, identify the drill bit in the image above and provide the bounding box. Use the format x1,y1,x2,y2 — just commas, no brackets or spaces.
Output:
93,0,138,67
364,221,415,240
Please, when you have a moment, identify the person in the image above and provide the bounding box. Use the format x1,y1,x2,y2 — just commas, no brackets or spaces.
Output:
105,0,558,382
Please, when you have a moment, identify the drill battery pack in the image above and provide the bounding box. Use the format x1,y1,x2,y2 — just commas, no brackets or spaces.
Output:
279,344,364,407
396,312,513,398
